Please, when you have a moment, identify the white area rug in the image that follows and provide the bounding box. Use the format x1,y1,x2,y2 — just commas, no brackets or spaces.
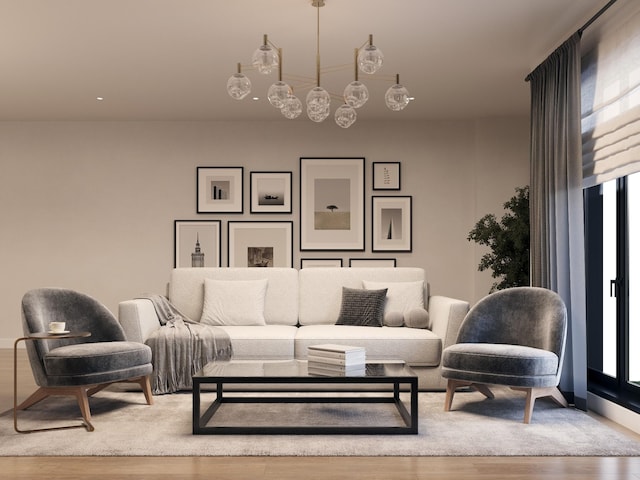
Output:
1,386,639,456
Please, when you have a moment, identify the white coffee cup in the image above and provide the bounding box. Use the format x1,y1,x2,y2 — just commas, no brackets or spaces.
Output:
49,321,66,333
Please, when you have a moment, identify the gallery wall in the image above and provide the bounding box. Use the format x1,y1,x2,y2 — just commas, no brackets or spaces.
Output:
0,117,529,346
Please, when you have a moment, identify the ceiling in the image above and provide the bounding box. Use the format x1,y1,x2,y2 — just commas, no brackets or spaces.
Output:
0,0,607,122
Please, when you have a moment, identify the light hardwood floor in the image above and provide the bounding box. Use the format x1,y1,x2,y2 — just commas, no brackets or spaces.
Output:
2,348,640,480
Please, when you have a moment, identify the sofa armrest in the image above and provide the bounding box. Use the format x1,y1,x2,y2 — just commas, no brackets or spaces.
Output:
118,299,161,343
427,295,470,354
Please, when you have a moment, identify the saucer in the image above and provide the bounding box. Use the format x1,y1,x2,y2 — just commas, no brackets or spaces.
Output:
48,330,70,335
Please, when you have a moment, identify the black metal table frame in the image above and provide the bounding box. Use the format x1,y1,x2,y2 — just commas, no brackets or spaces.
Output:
192,374,418,435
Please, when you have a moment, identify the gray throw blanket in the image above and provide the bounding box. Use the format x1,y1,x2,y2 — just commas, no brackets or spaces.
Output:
138,294,233,395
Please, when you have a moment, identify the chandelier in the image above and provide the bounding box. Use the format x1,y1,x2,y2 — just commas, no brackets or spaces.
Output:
226,0,411,128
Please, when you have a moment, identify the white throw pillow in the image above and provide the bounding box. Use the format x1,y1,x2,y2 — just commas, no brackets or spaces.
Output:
362,280,425,318
200,278,268,326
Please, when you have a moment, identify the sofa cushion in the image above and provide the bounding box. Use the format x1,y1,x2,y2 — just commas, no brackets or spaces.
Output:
362,280,425,326
44,341,152,376
295,325,442,366
299,267,427,326
405,308,430,329
336,287,387,327
169,268,298,326
217,325,297,360
200,278,268,326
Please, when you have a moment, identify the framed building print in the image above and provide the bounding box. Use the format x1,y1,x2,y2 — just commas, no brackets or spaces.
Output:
250,171,293,213
300,258,343,268
228,221,293,267
349,258,397,267
300,157,365,251
372,196,412,252
373,162,401,190
174,220,221,268
197,166,243,213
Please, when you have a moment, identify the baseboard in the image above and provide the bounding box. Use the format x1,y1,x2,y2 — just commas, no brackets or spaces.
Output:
588,391,640,435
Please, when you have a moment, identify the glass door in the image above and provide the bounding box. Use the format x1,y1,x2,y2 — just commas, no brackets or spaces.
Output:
585,174,640,412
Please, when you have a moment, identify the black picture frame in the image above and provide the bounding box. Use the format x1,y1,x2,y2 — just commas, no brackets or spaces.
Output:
299,157,365,251
250,171,293,214
227,221,294,267
197,166,244,213
371,196,412,252
174,220,221,268
373,162,401,190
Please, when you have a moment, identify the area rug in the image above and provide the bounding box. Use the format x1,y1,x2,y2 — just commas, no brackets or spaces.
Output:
1,386,639,456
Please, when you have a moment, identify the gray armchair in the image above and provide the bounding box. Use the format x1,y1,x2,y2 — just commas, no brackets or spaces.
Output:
441,286,568,423
19,288,153,431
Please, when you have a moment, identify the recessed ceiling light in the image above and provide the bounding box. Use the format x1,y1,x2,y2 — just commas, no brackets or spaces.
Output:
96,97,104,101
252,97,260,101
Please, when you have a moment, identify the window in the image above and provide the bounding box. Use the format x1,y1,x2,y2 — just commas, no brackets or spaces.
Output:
585,174,640,412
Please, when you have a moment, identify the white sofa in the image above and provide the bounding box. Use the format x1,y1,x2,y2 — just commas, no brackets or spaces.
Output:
118,267,469,390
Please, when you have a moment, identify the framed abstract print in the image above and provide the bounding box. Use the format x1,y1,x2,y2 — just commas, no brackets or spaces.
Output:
372,196,412,252
197,166,243,213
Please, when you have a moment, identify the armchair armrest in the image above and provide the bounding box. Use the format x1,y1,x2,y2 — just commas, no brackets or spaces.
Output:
118,299,161,343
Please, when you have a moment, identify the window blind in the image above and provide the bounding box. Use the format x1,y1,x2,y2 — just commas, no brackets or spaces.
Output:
581,3,640,188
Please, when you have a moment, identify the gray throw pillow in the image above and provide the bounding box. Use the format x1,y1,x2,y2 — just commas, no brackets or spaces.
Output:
336,287,387,327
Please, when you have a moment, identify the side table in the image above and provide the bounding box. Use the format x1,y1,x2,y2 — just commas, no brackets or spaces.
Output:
14,331,91,433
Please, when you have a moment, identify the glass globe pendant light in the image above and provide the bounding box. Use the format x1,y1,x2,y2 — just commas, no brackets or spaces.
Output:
358,35,384,75
281,93,303,119
252,35,279,75
226,63,252,100
343,48,369,109
267,48,291,109
385,74,411,111
334,104,357,128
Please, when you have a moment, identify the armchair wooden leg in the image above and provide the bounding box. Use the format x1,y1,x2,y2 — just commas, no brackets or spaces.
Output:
137,375,154,405
520,386,568,424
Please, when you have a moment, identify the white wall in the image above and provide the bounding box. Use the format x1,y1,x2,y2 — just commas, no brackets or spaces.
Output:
0,118,529,346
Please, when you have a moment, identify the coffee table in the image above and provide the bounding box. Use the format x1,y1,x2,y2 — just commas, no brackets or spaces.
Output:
192,360,418,435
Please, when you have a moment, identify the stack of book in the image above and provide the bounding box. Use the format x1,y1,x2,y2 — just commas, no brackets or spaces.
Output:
307,344,366,376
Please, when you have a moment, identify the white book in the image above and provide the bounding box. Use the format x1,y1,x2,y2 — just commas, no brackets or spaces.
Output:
307,344,366,358
308,364,367,377
307,354,366,366
307,360,367,372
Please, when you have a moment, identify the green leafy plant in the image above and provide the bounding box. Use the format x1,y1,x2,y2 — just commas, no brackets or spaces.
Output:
468,186,530,292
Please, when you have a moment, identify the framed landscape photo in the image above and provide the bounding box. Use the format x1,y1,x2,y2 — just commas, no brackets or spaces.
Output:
250,171,292,213
197,166,243,213
228,221,293,267
372,196,412,252
349,258,397,267
174,220,221,268
300,157,365,251
300,258,343,268
373,162,401,190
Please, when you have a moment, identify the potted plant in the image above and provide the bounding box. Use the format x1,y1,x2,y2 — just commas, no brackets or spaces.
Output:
468,186,530,292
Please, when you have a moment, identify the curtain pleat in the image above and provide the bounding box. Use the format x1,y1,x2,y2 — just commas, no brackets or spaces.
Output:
528,33,587,406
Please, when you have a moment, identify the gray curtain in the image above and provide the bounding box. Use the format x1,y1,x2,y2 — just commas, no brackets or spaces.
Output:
527,33,587,409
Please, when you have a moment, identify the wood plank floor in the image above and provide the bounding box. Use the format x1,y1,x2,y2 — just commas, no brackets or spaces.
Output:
2,348,640,480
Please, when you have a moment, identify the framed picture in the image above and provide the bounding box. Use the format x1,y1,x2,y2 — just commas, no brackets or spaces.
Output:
300,157,365,251
228,221,293,267
174,220,221,268
197,167,243,213
250,171,292,213
373,162,401,190
349,258,397,267
372,196,412,252
300,258,343,268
